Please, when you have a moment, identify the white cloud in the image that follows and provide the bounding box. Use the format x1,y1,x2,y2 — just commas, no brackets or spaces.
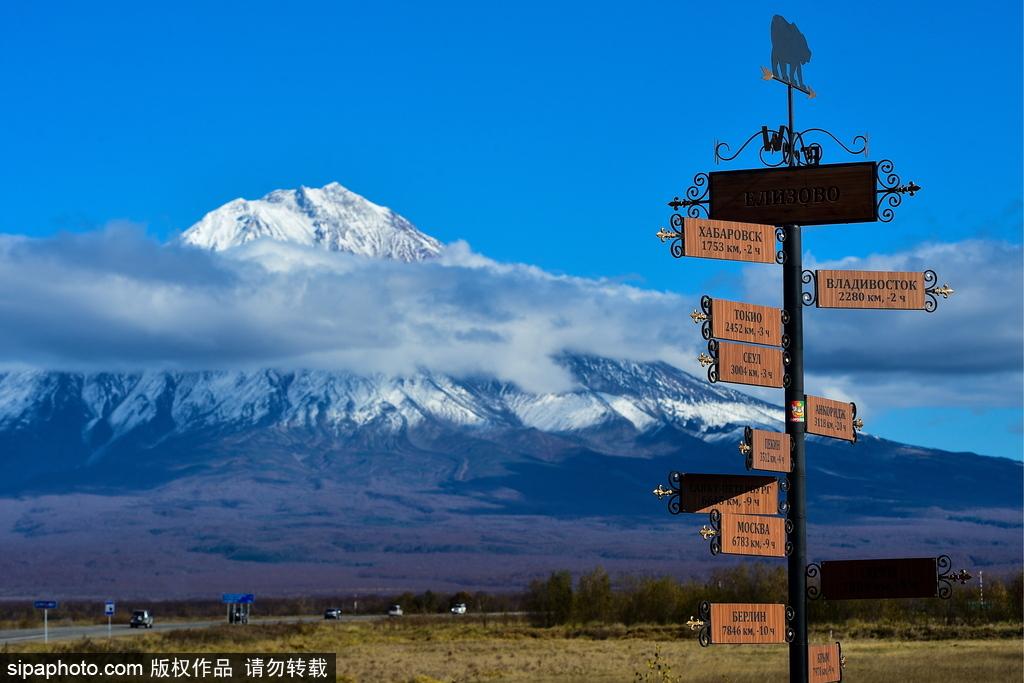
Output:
0,226,1019,409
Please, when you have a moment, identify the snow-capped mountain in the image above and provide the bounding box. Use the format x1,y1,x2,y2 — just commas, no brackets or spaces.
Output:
180,182,442,261
0,356,781,486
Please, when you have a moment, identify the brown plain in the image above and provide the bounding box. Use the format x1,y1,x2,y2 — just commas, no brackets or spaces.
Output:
816,269,926,310
751,429,791,472
809,643,843,683
717,512,787,558
678,474,778,515
710,602,787,644
805,395,855,442
711,298,783,346
717,341,784,388
682,218,777,264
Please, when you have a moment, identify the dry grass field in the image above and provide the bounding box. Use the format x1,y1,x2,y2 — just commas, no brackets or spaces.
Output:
14,618,1023,682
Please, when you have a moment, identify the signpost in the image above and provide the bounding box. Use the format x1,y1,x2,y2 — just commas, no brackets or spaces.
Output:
703,510,789,558
808,643,843,683
805,395,860,443
689,602,792,645
808,556,970,601
814,269,926,310
654,472,781,515
740,427,792,472
699,340,786,388
656,217,777,264
105,601,115,638
697,297,784,347
709,162,878,226
651,13,963,682
33,601,57,643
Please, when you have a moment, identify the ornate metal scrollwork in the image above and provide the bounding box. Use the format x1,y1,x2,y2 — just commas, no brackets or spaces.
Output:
775,227,787,264
740,426,754,470
801,270,817,306
923,269,955,313
695,295,713,340
936,554,972,599
706,509,723,556
784,604,796,642
695,601,712,647
851,402,859,444
652,473,682,515
698,339,719,384
715,125,868,169
876,159,921,223
806,563,822,600
655,213,686,258
668,172,710,218
784,517,794,556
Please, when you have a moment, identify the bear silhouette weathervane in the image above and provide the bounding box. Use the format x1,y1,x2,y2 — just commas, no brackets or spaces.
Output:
762,14,815,98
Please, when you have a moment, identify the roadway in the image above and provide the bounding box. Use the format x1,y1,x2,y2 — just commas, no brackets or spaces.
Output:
0,614,386,646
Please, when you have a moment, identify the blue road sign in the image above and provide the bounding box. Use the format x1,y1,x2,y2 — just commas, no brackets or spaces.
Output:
34,601,57,609
104,601,115,616
222,593,255,604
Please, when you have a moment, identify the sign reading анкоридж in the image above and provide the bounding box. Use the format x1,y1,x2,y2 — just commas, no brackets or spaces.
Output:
715,512,787,558
709,603,788,644
676,473,779,515
678,218,777,264
710,299,783,347
805,395,856,442
709,162,877,226
815,269,926,310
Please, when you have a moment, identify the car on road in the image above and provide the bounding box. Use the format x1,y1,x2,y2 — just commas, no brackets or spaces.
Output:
450,603,467,615
387,604,403,617
323,608,342,620
129,610,153,628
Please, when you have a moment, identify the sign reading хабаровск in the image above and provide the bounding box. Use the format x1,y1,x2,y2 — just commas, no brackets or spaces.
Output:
709,162,877,226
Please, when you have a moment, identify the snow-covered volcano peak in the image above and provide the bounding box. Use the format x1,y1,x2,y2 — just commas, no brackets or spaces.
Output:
180,182,443,261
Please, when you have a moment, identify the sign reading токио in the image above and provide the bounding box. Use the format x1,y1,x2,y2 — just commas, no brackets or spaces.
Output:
815,269,926,310
710,162,878,226
710,299,783,347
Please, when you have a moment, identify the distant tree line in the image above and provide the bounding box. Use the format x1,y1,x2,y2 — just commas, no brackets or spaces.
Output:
523,565,1024,627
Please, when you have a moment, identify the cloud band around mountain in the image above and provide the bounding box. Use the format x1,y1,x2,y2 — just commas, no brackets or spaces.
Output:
0,225,1019,408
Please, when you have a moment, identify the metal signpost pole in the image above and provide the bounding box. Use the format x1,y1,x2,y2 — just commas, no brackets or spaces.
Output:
43,608,48,645
783,82,809,683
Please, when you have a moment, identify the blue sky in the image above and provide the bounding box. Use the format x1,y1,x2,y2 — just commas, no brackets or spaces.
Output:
0,0,1021,458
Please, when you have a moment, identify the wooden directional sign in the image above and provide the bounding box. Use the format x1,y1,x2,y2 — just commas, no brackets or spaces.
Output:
709,603,789,644
676,473,779,515
744,428,792,473
709,162,877,226
714,512,787,558
809,643,843,683
716,341,785,388
818,557,938,600
710,298,783,346
815,270,926,310
805,395,857,443
680,218,777,264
